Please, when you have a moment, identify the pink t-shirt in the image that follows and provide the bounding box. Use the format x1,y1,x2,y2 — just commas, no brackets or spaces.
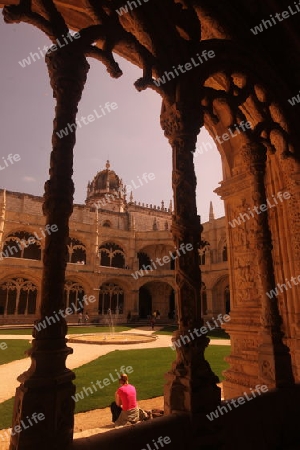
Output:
117,384,137,410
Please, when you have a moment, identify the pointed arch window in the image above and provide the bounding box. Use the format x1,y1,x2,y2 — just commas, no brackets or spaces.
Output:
137,252,151,270
102,220,111,228
67,237,86,264
0,278,37,315
98,242,125,268
198,240,210,266
2,231,41,260
64,280,85,313
98,282,124,315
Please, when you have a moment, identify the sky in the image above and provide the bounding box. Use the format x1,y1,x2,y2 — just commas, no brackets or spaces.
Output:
0,18,224,223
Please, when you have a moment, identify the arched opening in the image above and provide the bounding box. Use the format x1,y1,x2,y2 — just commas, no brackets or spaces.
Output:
98,282,124,315
102,220,111,228
2,3,300,449
64,280,85,313
138,286,152,319
2,231,41,260
98,242,125,268
139,281,174,320
138,251,151,270
0,278,37,315
68,237,86,264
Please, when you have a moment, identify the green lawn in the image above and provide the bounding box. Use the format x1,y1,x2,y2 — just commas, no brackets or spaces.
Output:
207,328,230,340
155,326,230,340
0,398,14,430
0,340,30,365
0,345,230,429
0,326,131,336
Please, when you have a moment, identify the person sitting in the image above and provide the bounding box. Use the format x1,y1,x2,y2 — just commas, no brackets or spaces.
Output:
111,374,139,427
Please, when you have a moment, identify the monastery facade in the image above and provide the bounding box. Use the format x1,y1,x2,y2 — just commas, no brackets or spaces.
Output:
0,162,228,325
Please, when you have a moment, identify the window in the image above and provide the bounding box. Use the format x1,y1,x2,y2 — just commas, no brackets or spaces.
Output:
102,221,111,228
98,282,124,315
67,237,86,264
0,278,37,315
138,252,151,270
2,231,41,260
99,243,125,268
64,280,85,313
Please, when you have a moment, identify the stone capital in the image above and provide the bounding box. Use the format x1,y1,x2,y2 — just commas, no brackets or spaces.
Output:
160,101,203,144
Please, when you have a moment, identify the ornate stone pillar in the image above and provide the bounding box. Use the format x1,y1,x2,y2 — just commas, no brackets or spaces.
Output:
161,101,220,419
241,143,294,388
9,47,89,450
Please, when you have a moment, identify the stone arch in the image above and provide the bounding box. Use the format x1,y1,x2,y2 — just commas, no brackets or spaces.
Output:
2,230,42,260
217,236,227,263
3,2,300,447
67,236,86,264
137,251,151,270
138,285,152,319
98,281,124,316
139,281,174,320
137,244,175,270
179,48,300,393
0,277,38,316
102,220,112,228
98,241,126,268
64,279,86,314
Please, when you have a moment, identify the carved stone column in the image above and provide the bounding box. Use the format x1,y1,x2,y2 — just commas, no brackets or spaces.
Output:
161,101,220,420
241,143,294,388
9,47,89,450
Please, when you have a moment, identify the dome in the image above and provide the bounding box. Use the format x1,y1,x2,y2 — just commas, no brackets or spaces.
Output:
86,161,125,208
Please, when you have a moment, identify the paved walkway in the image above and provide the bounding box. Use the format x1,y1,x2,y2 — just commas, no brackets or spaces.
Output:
0,328,230,403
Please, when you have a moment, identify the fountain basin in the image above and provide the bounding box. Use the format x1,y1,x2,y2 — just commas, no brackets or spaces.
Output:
68,333,157,345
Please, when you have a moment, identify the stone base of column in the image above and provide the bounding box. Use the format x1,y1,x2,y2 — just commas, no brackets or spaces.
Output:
9,340,75,450
258,332,294,388
164,331,221,415
164,331,222,449
222,310,262,398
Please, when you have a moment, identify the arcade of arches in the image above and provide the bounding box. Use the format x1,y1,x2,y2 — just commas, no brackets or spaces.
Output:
0,186,229,323
1,0,300,449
